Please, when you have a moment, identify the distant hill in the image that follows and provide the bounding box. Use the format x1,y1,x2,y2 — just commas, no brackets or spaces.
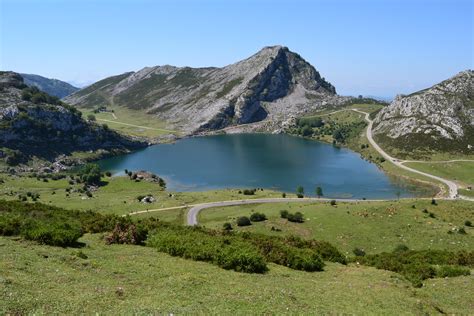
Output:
0,71,146,164
65,46,349,134
20,73,79,98
373,70,474,156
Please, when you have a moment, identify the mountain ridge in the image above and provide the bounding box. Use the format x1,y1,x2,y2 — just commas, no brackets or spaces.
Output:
373,70,473,155
0,71,146,165
20,73,79,98
65,46,349,133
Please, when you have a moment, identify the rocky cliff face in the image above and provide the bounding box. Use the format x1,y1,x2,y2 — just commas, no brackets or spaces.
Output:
65,46,348,133
20,73,79,98
0,72,146,162
373,70,473,154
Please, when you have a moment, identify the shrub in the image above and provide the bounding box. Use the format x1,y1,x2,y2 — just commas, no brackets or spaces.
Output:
393,244,410,253
436,265,470,278
431,198,437,205
22,222,82,247
242,189,256,195
330,200,337,206
105,171,112,177
250,212,267,222
465,220,472,227
280,210,289,219
354,249,474,287
281,192,286,198
287,212,305,223
236,216,251,227
146,226,267,273
223,222,233,231
353,247,366,256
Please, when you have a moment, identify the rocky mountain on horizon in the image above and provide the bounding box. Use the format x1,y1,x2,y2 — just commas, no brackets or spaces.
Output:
20,73,79,99
65,46,349,133
373,70,474,155
0,71,146,165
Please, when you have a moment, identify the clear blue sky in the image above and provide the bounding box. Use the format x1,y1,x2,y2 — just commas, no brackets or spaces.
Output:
1,0,472,97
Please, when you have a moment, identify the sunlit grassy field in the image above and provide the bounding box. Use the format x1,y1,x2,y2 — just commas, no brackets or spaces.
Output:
1,234,472,314
81,106,179,138
404,161,474,187
198,199,474,255
0,175,287,220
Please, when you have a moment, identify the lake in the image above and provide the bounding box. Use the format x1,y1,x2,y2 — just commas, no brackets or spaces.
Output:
98,134,422,199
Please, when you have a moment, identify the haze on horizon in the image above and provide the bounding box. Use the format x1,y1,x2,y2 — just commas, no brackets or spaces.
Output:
1,0,472,99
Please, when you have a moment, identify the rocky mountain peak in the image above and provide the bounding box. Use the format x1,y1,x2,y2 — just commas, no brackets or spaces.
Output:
373,70,474,154
65,46,346,133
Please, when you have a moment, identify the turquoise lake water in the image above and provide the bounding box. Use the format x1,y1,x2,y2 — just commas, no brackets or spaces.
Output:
98,134,421,199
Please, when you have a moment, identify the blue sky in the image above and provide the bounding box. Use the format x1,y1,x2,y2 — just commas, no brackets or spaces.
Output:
1,0,472,97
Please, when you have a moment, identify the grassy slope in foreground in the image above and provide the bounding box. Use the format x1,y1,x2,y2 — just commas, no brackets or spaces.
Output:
197,199,474,255
1,234,473,314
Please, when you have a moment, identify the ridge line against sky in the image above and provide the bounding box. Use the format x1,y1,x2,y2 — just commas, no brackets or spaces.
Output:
1,0,472,98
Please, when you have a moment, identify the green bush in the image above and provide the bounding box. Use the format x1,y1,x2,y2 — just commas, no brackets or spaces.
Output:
280,210,289,218
353,247,366,256
22,222,82,247
436,265,470,278
223,222,233,231
287,212,305,223
236,216,251,226
242,189,256,195
146,226,267,273
250,212,267,222
355,249,474,287
465,220,472,227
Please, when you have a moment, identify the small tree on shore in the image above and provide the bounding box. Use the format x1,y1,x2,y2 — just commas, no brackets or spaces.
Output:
296,186,304,198
316,186,323,198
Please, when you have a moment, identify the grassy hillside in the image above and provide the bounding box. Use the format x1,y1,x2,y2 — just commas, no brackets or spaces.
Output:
0,174,287,220
81,106,178,138
403,161,474,187
1,234,472,314
197,200,474,255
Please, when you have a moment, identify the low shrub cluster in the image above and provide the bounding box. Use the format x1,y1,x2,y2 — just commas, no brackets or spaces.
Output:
280,210,305,223
242,189,257,195
0,200,120,246
0,200,84,246
354,247,473,287
249,212,267,222
105,217,161,245
146,224,347,273
147,225,268,273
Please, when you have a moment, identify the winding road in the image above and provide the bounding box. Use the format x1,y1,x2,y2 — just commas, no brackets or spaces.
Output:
351,109,459,199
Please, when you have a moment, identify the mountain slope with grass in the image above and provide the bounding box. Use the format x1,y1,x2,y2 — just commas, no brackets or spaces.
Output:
373,70,474,157
0,71,146,165
65,46,349,133
20,73,79,98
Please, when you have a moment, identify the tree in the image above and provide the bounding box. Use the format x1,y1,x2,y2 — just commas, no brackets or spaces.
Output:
315,186,323,198
301,125,312,137
79,163,101,185
296,186,304,198
87,114,96,121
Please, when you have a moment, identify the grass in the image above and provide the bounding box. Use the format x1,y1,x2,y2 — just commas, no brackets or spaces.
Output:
1,234,473,314
0,175,287,222
82,106,179,138
404,161,474,187
198,199,474,255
